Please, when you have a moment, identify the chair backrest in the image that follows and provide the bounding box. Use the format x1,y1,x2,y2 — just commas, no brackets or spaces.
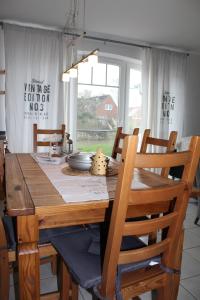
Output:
111,127,139,159
100,135,200,299
140,129,177,177
33,124,65,152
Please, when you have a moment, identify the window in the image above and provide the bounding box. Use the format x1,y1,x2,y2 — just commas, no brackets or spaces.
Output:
127,67,142,131
105,104,113,111
77,60,119,155
76,55,142,155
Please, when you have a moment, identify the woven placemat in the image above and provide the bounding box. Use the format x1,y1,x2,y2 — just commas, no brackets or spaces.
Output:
61,165,118,177
61,165,90,176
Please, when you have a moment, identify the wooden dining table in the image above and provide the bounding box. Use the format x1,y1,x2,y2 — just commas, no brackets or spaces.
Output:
5,153,177,300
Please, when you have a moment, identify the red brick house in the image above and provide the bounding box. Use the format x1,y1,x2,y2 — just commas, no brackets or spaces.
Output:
96,95,117,119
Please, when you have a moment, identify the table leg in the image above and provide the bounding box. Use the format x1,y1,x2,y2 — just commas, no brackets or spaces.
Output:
17,215,40,300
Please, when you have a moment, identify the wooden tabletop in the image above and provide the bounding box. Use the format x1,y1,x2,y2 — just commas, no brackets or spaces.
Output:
5,153,178,228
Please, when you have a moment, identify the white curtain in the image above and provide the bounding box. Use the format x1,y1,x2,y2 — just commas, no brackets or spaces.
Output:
63,40,78,148
0,25,6,131
142,48,188,141
4,24,66,152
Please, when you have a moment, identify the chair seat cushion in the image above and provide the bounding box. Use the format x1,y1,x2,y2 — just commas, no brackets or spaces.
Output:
2,216,16,250
51,228,160,289
39,225,86,244
2,216,85,250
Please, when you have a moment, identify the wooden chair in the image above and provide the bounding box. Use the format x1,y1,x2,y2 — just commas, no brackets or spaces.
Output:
140,129,177,177
52,135,200,300
170,159,200,225
33,123,65,152
111,127,139,159
140,130,178,244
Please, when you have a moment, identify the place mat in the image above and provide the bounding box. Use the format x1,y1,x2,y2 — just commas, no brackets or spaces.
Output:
62,165,90,176
61,165,118,177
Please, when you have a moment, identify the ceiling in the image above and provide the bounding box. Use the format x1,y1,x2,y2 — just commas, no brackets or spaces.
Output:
1,0,200,53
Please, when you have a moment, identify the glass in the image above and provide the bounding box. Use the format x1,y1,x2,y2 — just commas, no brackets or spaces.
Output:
127,68,142,131
78,63,92,84
48,134,62,157
92,63,106,85
107,64,119,86
77,84,119,156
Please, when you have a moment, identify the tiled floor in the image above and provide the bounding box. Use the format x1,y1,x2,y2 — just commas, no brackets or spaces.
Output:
8,199,200,300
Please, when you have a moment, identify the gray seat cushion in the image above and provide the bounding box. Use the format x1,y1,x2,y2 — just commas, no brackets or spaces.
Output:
2,215,85,250
51,228,160,289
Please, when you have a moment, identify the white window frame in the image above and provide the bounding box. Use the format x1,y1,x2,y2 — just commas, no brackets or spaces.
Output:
124,61,142,132
70,53,142,149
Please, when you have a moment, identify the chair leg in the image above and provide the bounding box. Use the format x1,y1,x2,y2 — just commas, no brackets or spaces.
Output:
171,229,184,300
0,249,10,300
59,261,71,300
194,197,200,225
51,255,57,275
71,280,79,300
157,274,173,300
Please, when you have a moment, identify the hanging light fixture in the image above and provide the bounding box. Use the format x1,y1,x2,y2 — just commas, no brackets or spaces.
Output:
62,48,99,82
62,0,99,82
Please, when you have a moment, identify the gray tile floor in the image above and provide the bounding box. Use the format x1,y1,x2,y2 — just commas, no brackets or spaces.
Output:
8,199,200,300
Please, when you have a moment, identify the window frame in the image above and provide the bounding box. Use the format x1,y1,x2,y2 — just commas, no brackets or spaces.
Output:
72,53,142,149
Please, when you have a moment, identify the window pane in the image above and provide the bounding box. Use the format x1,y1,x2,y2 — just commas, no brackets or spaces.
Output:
77,84,118,155
92,63,106,85
128,68,142,131
78,63,92,84
130,68,141,88
107,65,119,86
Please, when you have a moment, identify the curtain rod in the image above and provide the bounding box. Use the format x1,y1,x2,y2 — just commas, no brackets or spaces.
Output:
64,32,190,55
1,21,189,54
64,31,151,49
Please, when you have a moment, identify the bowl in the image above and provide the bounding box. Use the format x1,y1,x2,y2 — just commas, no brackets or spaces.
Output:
67,152,92,171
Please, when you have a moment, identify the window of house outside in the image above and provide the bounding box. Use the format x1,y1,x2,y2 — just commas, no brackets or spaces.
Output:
76,56,142,156
105,104,113,111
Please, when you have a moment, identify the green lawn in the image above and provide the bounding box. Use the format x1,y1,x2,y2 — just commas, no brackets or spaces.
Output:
77,141,113,156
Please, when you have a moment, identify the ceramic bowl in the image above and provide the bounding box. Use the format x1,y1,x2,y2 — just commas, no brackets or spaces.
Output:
67,152,92,171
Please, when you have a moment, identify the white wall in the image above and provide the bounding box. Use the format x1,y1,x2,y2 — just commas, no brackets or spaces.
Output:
183,54,200,136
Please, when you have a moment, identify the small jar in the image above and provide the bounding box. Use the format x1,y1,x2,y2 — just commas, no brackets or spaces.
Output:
49,134,61,157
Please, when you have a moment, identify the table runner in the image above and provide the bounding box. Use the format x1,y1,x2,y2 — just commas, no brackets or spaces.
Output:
37,159,151,203
38,162,118,203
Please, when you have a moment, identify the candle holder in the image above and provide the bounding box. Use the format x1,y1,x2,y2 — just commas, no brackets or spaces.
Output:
90,149,109,176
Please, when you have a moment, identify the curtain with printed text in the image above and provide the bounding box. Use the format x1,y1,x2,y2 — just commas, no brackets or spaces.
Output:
4,24,66,152
142,48,188,141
